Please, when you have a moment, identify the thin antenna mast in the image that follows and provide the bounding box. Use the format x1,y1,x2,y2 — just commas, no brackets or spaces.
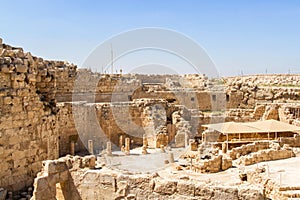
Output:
111,43,114,74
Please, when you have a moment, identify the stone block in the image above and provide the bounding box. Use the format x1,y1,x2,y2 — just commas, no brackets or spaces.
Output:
27,73,37,82
11,119,24,127
12,150,26,160
100,173,116,189
9,135,22,145
238,185,265,200
194,185,215,198
11,73,26,81
177,181,195,196
153,178,177,195
175,132,186,148
3,96,12,104
82,155,96,169
0,65,10,73
43,160,68,175
31,162,42,174
116,180,128,197
221,157,232,171
59,170,69,182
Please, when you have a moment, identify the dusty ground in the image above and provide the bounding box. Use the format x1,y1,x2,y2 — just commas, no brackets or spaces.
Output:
102,147,187,173
244,156,300,188
100,148,300,188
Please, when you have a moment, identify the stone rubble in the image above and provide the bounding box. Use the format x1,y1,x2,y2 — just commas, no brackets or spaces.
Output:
31,155,265,200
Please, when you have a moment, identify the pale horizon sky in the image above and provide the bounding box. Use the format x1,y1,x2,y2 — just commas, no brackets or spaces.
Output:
0,0,300,76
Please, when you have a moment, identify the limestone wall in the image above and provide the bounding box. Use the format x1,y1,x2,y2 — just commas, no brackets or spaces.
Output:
226,108,255,122
278,104,300,125
0,41,65,191
226,74,300,86
194,155,233,173
31,155,96,200
279,135,300,147
25,64,226,113
55,103,87,156
55,98,181,155
7,45,298,113
237,147,295,166
225,103,300,124
228,141,271,160
225,75,300,109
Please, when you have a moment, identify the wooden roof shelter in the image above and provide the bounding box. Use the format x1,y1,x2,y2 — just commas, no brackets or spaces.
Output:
202,121,261,134
243,119,300,133
202,119,300,151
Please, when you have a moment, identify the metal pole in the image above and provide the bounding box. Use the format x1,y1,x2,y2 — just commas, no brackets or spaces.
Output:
111,43,114,74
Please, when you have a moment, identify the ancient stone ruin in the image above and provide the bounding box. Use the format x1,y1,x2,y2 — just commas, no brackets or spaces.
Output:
0,38,300,199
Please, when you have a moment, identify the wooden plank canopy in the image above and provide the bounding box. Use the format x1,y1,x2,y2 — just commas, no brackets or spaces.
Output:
203,119,300,134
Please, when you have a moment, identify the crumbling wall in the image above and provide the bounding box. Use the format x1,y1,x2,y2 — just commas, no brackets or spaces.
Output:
52,64,76,102
279,135,300,147
27,55,300,113
245,165,300,200
225,75,300,109
72,174,264,200
55,98,179,155
0,41,66,191
278,104,300,125
237,145,295,166
141,99,170,148
194,155,232,173
227,103,300,124
226,108,255,122
172,106,193,148
31,155,96,200
228,141,271,160
31,156,265,200
55,102,87,156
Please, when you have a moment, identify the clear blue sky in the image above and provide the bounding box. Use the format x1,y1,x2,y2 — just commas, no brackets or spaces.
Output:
0,0,300,76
